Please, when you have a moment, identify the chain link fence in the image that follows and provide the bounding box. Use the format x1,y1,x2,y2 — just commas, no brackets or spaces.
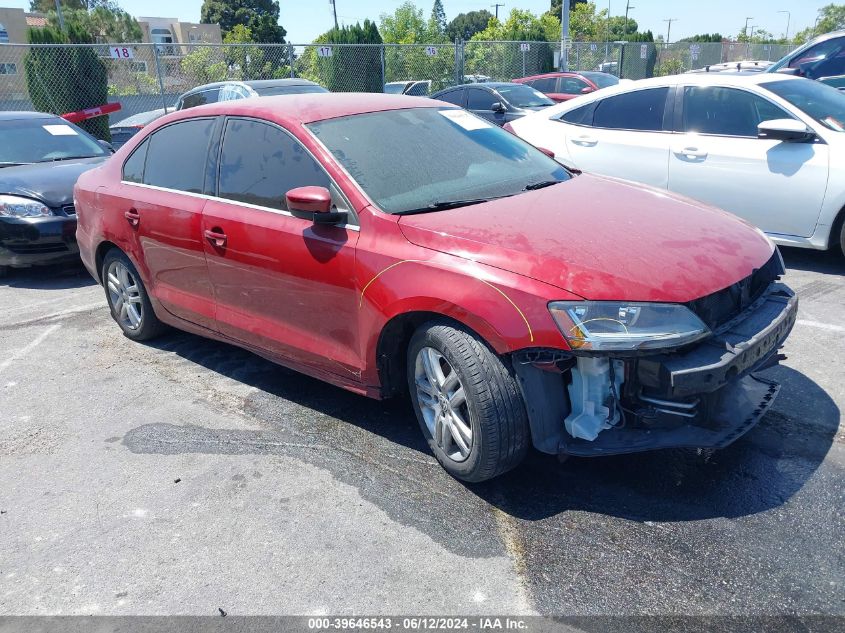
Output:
0,40,796,137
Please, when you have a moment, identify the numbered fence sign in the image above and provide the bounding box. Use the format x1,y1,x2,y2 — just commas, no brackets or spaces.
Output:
110,46,134,59
590,43,597,51
640,44,648,59
317,46,333,58
690,44,701,62
425,46,437,57
520,43,530,52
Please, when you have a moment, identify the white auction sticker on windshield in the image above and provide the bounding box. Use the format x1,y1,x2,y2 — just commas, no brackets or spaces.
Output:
439,109,492,131
43,124,78,136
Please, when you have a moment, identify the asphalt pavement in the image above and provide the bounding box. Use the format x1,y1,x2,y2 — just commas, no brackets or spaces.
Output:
0,247,842,618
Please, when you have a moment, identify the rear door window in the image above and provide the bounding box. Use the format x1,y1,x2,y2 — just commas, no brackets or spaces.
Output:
592,87,669,131
143,118,215,193
179,89,220,110
530,77,557,92
217,118,331,211
682,86,794,137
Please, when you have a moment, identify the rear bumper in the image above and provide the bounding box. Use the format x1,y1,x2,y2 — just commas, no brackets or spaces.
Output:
0,215,79,268
557,283,798,456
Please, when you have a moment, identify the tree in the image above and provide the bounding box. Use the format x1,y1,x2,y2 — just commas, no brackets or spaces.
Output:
30,0,113,10
794,4,845,43
467,10,560,79
680,33,724,43
44,4,142,42
25,24,110,140
180,44,229,85
379,1,431,44
445,10,493,41
430,0,447,37
548,0,588,20
304,20,383,92
200,0,286,43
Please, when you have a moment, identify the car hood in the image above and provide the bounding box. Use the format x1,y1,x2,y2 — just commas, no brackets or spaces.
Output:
0,156,107,207
397,174,775,302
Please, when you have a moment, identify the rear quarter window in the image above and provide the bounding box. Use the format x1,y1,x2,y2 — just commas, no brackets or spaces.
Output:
122,138,148,183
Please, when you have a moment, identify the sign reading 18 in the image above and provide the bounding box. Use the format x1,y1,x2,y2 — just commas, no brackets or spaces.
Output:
110,47,134,60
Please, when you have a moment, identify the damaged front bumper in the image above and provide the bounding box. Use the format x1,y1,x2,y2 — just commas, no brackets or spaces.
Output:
514,282,798,457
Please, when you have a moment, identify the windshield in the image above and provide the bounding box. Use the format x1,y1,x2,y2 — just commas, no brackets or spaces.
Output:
496,84,554,108
580,72,619,89
0,118,107,164
764,79,845,132
253,84,328,96
307,107,570,214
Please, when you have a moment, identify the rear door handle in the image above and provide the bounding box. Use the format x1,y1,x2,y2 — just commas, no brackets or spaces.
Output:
204,228,227,248
673,146,708,160
124,208,140,227
570,134,598,147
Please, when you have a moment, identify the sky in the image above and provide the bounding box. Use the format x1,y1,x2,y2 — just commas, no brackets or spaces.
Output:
2,0,830,44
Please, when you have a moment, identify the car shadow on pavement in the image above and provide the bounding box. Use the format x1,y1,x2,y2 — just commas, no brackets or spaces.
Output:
0,262,96,290
781,246,845,275
138,330,838,525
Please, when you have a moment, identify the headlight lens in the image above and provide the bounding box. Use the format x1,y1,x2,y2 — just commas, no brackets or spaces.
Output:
549,301,710,352
0,195,51,218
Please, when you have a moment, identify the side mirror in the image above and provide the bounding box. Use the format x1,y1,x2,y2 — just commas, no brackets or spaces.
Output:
286,186,346,225
491,101,506,113
98,139,115,153
580,86,594,94
775,67,801,76
757,119,815,143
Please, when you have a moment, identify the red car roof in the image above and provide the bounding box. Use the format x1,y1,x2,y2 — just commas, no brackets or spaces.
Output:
159,93,450,127
513,72,581,82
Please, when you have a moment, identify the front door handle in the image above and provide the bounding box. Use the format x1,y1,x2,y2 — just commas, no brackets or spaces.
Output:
673,146,708,160
124,208,140,227
204,228,227,248
570,134,598,147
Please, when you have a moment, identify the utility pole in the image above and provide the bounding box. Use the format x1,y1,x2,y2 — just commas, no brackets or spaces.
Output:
777,10,791,42
54,0,66,32
329,0,338,30
663,18,676,44
560,0,570,71
624,0,634,36
750,24,758,41
744,16,753,39
492,3,505,20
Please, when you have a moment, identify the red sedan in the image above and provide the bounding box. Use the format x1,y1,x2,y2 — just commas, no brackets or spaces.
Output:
513,71,619,102
74,93,797,482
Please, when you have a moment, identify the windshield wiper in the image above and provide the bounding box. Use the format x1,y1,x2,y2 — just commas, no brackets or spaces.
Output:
523,179,561,191
396,195,511,216
42,155,102,162
0,162,32,168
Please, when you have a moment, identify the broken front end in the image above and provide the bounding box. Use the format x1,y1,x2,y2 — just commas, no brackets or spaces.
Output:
514,252,798,456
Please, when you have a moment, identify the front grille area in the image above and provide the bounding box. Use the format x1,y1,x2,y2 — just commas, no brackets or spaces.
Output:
686,250,783,331
6,243,69,254
60,204,76,216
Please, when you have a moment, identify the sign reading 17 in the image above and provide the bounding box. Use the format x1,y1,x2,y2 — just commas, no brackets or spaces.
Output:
110,46,134,59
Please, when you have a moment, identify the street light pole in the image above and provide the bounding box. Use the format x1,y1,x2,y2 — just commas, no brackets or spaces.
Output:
777,10,791,42
663,18,677,44
624,0,635,36
54,0,66,32
329,0,338,30
744,16,753,39
492,3,505,20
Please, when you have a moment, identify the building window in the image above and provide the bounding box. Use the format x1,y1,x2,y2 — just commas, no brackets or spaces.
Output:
151,28,177,56
0,23,10,43
0,63,17,75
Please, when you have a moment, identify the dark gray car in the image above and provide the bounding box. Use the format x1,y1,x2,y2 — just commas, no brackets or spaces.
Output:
175,78,328,111
431,82,554,126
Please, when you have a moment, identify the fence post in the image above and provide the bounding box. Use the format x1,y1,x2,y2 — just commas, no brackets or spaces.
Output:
152,45,168,113
288,43,295,78
380,45,386,89
575,43,580,71
454,38,461,85
617,44,624,79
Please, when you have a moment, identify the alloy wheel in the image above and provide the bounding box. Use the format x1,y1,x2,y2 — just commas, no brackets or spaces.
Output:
414,346,473,462
106,260,143,331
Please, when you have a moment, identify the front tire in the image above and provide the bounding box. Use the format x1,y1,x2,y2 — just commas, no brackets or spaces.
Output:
101,249,166,341
407,320,530,482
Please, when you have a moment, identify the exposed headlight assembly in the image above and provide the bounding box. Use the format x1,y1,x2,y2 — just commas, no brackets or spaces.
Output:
549,301,710,352
0,195,50,218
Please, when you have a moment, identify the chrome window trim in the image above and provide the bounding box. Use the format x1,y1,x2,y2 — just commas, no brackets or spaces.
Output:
118,180,360,232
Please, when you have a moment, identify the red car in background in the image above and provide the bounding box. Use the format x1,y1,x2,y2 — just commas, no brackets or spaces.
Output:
74,93,796,482
513,71,619,102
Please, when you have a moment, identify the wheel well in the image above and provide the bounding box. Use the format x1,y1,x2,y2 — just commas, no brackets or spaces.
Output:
832,205,845,253
94,241,120,282
376,311,478,398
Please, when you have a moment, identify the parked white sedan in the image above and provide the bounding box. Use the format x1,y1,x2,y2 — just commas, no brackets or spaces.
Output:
505,73,845,255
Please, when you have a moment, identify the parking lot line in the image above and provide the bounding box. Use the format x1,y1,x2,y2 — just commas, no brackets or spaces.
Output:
796,319,845,333
0,324,61,374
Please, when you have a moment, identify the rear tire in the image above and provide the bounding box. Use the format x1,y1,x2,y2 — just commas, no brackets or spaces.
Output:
838,216,845,258
101,249,166,341
407,320,530,482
